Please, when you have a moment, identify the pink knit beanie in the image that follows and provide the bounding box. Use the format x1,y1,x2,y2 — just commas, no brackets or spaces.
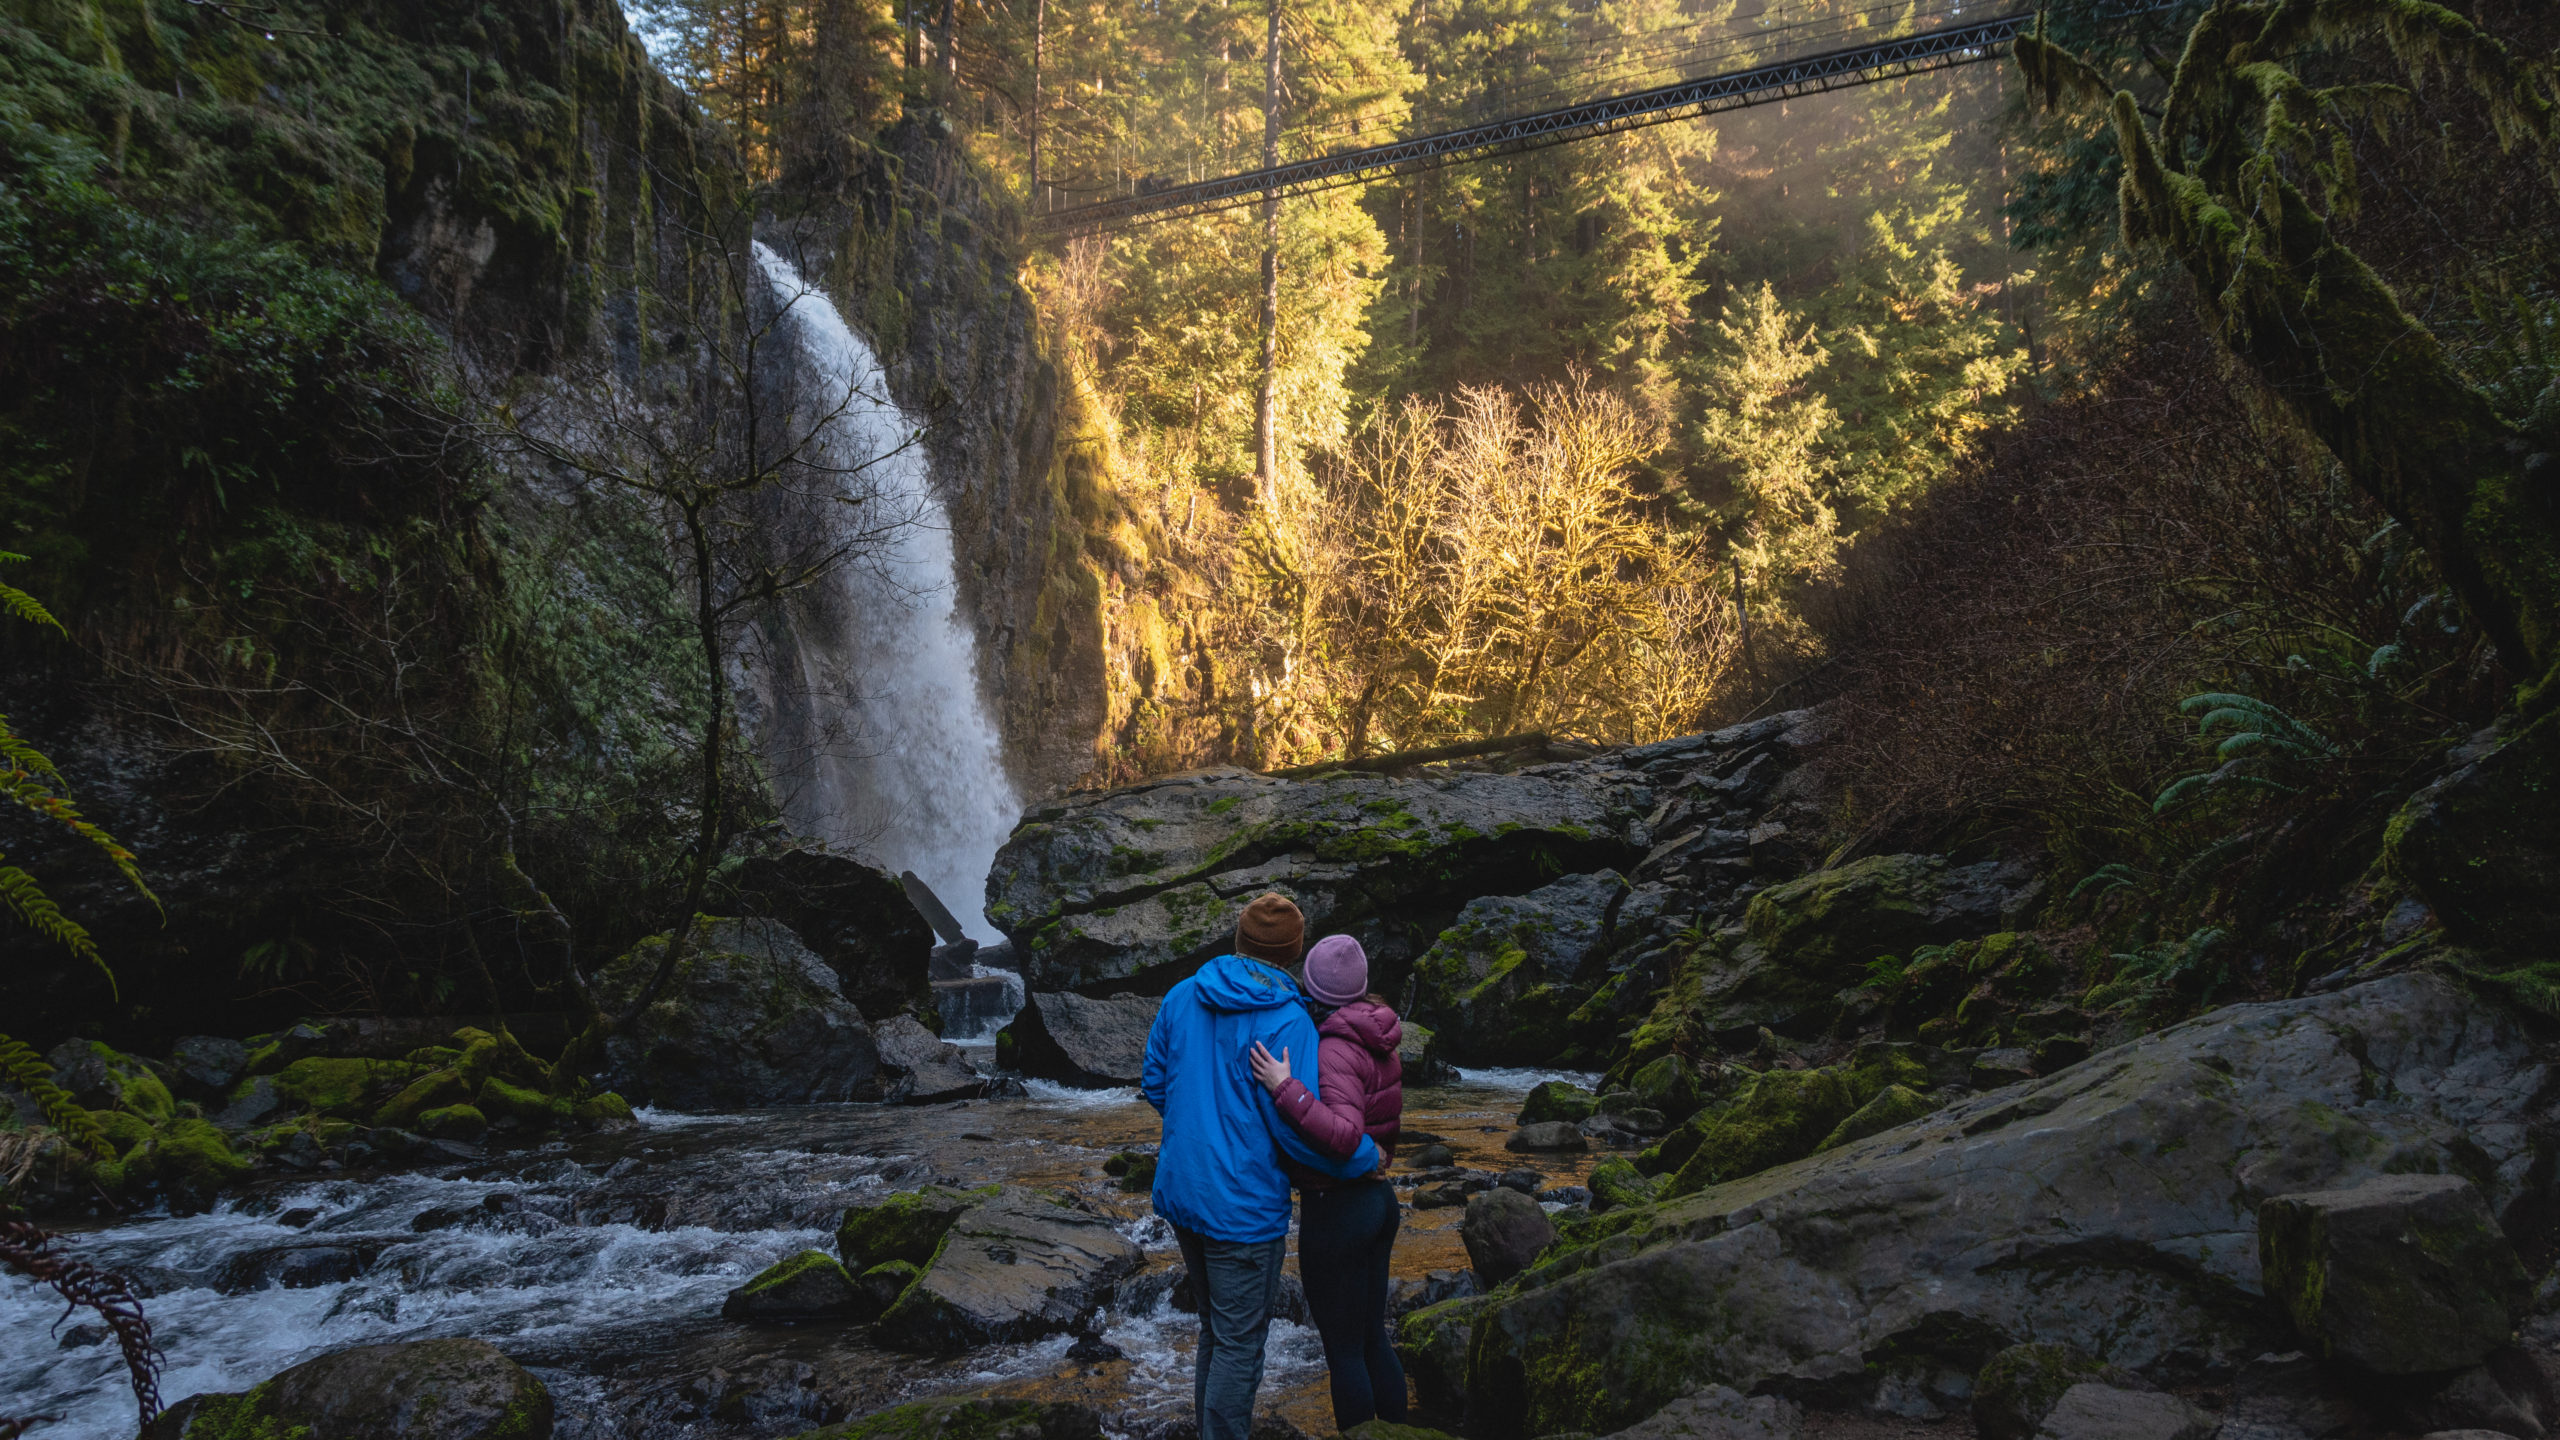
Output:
1302,934,1369,1007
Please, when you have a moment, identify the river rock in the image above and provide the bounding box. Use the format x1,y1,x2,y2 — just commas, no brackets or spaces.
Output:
168,1036,249,1100
1401,1022,1460,1086
1453,974,2556,1439
2213,1352,2354,1440
2401,1349,2556,1440
2032,1385,2213,1440
874,1014,989,1103
1974,1345,2148,1440
837,1184,998,1271
1520,1080,1600,1126
727,845,937,1023
592,916,879,1109
1400,1294,1495,1414
1507,1121,1589,1153
986,763,1643,994
49,1039,174,1120
723,1249,867,1323
1602,1386,1802,1440
1411,871,1627,1065
875,1189,1143,1352
150,1337,552,1440
1462,1187,1558,1288
2258,1173,2528,1374
996,990,1156,1086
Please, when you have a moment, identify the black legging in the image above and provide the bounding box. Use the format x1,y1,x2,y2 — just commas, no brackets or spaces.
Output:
1297,1178,1409,1427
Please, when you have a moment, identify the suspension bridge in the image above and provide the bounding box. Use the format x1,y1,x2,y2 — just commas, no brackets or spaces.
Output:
1034,6,2060,237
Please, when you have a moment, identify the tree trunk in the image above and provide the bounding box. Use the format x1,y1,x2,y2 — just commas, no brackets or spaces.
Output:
1255,0,1282,511
937,0,957,79
1029,0,1045,208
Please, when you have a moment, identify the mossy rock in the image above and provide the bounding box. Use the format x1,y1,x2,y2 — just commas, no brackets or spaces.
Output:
837,1184,1000,1272
1101,1151,1156,1192
1971,1343,2141,1440
452,1029,549,1091
573,1091,637,1128
373,1069,475,1130
476,1077,570,1132
269,1057,420,1120
1626,1054,1703,1121
96,1117,252,1203
781,1396,1103,1440
857,1259,923,1317
51,1040,176,1123
1817,1084,1941,1151
1397,1293,1495,1415
724,1249,865,1323
155,1337,551,1440
1586,1155,1663,1213
1665,1067,1856,1197
1518,1081,1599,1127
418,1104,488,1142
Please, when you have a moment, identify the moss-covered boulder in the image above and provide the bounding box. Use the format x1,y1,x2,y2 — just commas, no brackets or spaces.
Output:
1412,872,1627,1066
95,1116,254,1202
857,1259,923,1316
1816,1084,1940,1151
1519,1081,1600,1126
837,1184,999,1272
151,1337,551,1440
2258,1173,2529,1374
375,1069,477,1130
1587,1155,1665,1213
1397,1293,1493,1415
1625,1054,1705,1121
780,1396,1102,1440
48,1040,174,1122
594,917,880,1109
1972,1344,2144,1440
419,1104,489,1142
723,1249,867,1323
269,1057,423,1120
1665,1068,1857,1197
2388,707,2560,954
874,1191,1143,1352
986,761,1639,994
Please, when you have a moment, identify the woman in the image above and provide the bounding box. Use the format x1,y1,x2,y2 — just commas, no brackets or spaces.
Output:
1246,933,1409,1428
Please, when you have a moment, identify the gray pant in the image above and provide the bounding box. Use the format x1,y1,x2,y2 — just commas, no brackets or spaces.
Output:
1175,1226,1288,1440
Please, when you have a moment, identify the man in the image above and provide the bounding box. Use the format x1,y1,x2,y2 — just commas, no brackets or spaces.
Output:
1143,892,1380,1440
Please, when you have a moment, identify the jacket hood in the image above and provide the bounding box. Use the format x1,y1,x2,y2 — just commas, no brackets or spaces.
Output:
1191,953,1306,1012
1320,999,1402,1054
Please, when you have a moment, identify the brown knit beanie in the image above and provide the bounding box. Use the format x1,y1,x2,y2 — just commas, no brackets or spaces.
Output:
1234,893,1306,964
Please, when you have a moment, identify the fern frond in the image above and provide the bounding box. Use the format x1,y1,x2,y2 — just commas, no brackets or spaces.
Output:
0,860,110,989
0,553,64,637
0,1033,113,1161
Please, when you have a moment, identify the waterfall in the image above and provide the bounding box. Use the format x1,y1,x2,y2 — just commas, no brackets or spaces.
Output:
746,244,1019,942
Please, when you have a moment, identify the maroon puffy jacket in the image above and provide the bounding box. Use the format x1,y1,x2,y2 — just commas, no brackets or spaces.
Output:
1274,999,1403,1189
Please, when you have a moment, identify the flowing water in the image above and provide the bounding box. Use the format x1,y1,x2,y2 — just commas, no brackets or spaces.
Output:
1,1074,1598,1440
742,245,1019,943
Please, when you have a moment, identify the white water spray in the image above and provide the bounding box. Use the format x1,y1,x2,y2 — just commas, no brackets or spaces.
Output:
748,245,1019,941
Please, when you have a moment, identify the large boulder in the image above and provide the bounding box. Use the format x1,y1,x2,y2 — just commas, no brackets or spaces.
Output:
168,1036,249,1101
723,1249,868,1323
1411,871,1627,1065
995,991,1157,1087
837,1184,999,1271
593,916,879,1109
1453,974,2555,1439
873,1015,990,1103
1461,1187,1558,1288
987,763,1645,994
874,1190,1143,1352
726,845,937,1023
150,1337,551,1440
2032,1385,2215,1440
2257,1173,2529,1374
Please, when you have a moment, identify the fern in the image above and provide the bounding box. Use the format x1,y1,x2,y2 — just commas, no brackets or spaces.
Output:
2154,692,2338,813
0,1034,113,1161
0,553,64,637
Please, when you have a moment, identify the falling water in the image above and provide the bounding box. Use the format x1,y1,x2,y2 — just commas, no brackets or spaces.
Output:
746,245,1019,941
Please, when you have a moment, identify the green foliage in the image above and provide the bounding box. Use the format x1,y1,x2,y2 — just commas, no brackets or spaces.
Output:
2083,925,2227,1013
0,1033,112,1159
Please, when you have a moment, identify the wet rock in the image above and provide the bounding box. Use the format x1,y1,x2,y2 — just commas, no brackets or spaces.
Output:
1412,871,1629,1065
1401,1023,1460,1087
1625,1055,1705,1122
875,1189,1143,1352
1507,1122,1589,1153
1974,1344,2149,1440
241,1023,334,1076
723,1249,867,1323
1972,1048,2038,1088
1462,1187,1558,1288
875,1015,990,1104
2214,1352,2353,1440
1103,1150,1157,1191
1407,1143,1457,1169
1387,1268,1477,1320
858,1259,923,1316
995,991,1157,1087
837,1184,999,1271
937,974,1021,1038
57,1323,107,1349
215,1239,390,1293
151,1336,551,1440
1067,1333,1124,1363
49,1039,174,1121
2258,1173,2529,1374
988,762,1640,994
784,1397,1105,1440
1601,1386,1802,1440
1817,1083,1940,1152
1521,1080,1600,1125
2032,1385,2213,1440
1456,974,2555,1440
1665,1067,1856,1196
168,1036,249,1100
1497,1168,1546,1193
270,1056,426,1120
728,846,937,1023
594,916,880,1109
1580,1110,1667,1142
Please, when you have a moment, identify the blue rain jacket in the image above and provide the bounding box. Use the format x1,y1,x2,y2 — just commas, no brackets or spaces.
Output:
1142,953,1382,1241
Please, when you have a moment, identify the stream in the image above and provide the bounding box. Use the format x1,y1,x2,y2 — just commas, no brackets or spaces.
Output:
3,1065,1598,1440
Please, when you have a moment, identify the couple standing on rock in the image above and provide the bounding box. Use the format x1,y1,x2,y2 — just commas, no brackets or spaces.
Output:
1142,892,1412,1440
